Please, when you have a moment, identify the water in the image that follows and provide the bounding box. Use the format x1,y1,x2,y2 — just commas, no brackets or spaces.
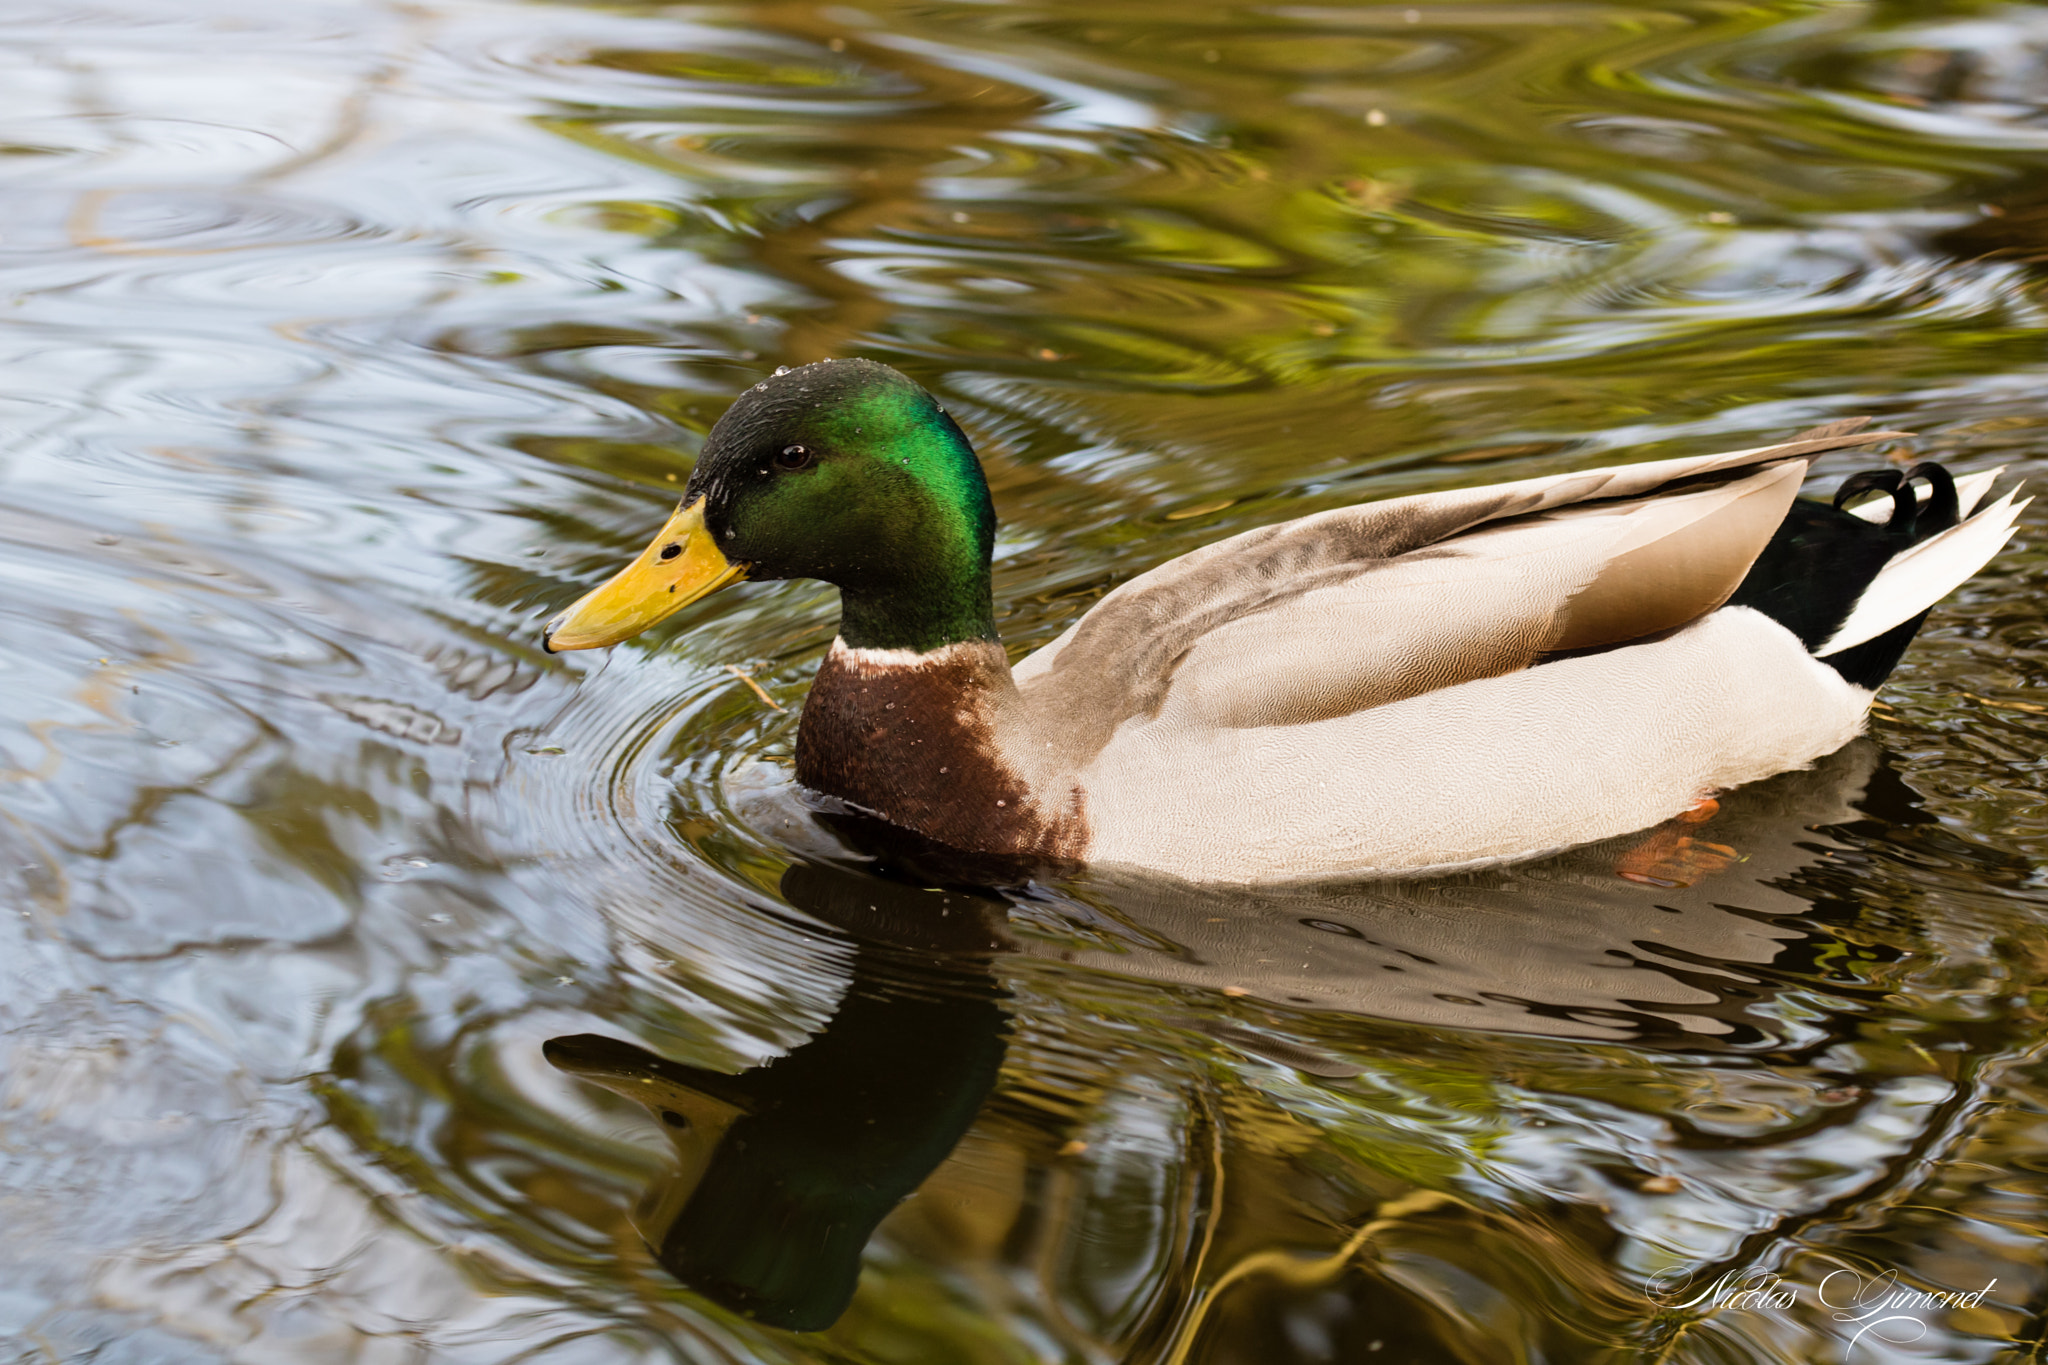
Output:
3,0,2048,1359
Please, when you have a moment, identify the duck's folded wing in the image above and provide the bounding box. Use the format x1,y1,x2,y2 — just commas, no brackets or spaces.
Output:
1012,428,1906,747
1156,461,1808,729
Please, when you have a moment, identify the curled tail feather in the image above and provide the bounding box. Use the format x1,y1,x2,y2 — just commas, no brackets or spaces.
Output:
1816,486,2026,657
1726,458,2022,690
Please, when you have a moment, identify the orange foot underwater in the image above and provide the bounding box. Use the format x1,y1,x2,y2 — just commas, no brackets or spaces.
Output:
1616,798,1739,888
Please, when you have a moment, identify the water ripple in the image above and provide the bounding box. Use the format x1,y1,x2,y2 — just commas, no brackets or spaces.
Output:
4,0,2048,1358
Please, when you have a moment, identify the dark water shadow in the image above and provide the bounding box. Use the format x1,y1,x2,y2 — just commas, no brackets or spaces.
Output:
546,869,1012,1331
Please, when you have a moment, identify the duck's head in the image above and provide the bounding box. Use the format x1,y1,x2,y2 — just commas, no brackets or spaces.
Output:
543,358,996,655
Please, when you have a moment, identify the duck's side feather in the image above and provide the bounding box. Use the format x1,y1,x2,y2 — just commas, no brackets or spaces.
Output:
1075,605,1870,881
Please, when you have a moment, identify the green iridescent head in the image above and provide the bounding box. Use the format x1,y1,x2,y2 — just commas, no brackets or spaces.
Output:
540,358,998,657
687,359,995,652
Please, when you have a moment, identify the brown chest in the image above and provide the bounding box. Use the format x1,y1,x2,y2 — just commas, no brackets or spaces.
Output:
793,645,1085,860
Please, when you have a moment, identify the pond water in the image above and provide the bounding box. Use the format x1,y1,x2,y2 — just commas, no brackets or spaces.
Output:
5,0,2048,1360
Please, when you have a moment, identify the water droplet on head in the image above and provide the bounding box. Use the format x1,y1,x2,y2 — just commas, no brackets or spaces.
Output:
774,365,791,375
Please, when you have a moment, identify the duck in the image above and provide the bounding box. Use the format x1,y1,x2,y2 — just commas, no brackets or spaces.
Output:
542,358,2024,883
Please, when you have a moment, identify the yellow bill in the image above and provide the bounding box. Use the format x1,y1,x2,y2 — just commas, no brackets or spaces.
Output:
541,1035,749,1257
542,497,746,652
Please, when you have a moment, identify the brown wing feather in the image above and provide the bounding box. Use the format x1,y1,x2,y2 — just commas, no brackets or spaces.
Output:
1150,462,1803,730
1011,428,1906,756
1550,460,1804,651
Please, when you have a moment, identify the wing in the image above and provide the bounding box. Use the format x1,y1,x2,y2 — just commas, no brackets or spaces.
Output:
1153,461,1804,729
1010,427,1907,757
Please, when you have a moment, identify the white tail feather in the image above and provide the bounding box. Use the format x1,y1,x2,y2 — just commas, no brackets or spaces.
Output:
1817,488,2028,657
1955,466,2004,518
1844,466,2005,523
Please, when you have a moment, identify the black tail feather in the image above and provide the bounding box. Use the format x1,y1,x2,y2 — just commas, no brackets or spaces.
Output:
1901,461,1959,530
1831,468,1905,521
1727,459,1965,690
1819,611,1936,690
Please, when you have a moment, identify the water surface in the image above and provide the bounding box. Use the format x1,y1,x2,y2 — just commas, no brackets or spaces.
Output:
4,0,2048,1360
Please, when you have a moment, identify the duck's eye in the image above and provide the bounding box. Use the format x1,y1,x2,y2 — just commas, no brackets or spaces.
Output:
774,444,812,471
659,544,681,561
661,1110,689,1130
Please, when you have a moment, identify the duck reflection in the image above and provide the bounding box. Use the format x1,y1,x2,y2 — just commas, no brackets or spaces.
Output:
553,738,1919,1334
1042,740,1911,1047
546,876,1011,1331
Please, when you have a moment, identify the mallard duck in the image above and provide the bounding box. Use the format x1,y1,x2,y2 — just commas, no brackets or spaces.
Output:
543,359,2023,882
